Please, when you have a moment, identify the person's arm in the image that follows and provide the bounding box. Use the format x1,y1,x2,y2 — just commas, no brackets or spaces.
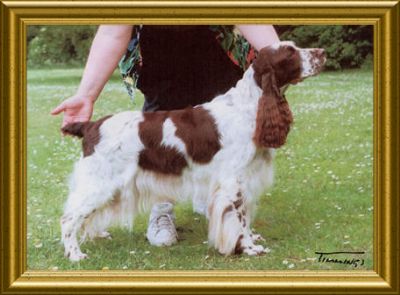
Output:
51,25,133,127
235,25,280,51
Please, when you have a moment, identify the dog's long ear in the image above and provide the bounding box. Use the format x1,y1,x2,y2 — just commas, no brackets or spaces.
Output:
253,68,293,148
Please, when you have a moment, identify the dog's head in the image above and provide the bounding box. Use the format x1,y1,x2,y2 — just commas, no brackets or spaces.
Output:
252,41,326,149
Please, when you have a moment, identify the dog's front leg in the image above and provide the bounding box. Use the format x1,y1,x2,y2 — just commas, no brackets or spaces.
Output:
208,187,268,256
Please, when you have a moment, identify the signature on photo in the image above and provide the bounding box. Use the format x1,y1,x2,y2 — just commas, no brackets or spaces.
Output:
315,251,365,268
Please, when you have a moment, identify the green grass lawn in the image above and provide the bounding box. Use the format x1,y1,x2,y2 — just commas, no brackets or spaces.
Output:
27,67,373,271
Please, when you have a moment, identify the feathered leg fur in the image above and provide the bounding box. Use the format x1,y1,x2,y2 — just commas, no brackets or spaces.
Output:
207,182,268,255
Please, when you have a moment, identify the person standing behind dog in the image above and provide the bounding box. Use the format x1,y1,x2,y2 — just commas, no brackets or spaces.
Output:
51,24,280,247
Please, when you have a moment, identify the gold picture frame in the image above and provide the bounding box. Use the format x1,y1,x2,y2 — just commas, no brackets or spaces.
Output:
0,0,399,293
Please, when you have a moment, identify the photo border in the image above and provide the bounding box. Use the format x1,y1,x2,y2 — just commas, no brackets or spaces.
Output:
0,1,399,294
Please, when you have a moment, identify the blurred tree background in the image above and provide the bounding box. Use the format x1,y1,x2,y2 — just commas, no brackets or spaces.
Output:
276,25,373,70
27,25,373,70
27,26,97,67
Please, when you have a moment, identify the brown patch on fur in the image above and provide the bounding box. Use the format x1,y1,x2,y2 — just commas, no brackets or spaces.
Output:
252,45,301,149
138,111,188,175
221,205,234,221
253,46,302,88
138,146,188,176
62,115,112,157
237,212,242,222
139,112,168,148
170,107,221,163
242,218,247,228
138,107,220,175
233,198,243,209
234,234,244,254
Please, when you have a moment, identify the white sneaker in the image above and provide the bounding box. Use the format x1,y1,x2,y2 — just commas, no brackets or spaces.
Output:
146,202,178,247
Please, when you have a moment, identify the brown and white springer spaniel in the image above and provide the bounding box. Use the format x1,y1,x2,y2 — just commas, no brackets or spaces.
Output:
60,41,325,261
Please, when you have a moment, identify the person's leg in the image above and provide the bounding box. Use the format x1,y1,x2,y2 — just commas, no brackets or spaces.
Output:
142,95,178,246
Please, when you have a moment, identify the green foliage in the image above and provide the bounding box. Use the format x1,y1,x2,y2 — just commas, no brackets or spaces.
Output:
27,26,41,42
27,25,372,69
277,25,373,70
27,26,97,67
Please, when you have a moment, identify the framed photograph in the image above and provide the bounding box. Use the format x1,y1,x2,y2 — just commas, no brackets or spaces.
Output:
1,0,399,294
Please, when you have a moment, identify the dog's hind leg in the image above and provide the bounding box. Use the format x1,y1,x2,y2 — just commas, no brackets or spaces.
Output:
82,181,137,241
60,159,123,262
61,194,103,261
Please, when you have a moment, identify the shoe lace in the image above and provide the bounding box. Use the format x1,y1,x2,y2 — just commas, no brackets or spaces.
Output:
153,214,176,236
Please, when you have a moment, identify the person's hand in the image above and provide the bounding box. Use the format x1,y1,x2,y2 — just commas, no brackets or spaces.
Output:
50,25,132,131
51,94,95,128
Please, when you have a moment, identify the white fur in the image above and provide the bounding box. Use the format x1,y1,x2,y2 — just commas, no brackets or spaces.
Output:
300,49,315,77
61,42,319,261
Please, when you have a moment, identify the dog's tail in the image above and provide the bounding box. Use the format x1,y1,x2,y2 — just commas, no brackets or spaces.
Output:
61,122,89,138
61,115,112,139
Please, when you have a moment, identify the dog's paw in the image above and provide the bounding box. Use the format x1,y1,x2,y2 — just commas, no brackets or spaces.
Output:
66,249,88,262
236,234,271,256
69,252,88,262
97,231,112,239
250,233,265,242
243,244,270,256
